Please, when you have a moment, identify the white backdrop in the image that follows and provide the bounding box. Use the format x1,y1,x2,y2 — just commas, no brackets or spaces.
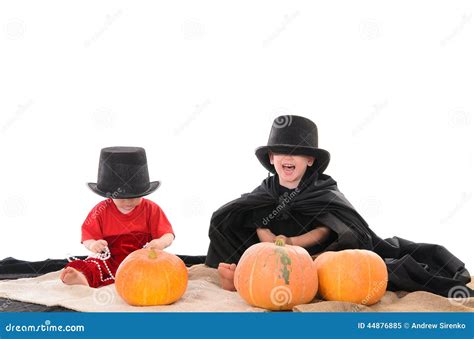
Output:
1,1,472,271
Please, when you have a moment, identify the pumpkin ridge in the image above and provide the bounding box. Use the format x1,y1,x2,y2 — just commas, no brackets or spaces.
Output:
142,278,149,304
164,262,171,305
248,245,266,306
273,248,280,286
337,256,341,301
365,251,371,305
292,246,304,305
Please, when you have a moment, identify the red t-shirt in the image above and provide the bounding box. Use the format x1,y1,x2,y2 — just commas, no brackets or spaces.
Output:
81,198,174,243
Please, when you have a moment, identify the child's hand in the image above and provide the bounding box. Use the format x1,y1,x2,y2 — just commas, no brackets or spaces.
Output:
144,233,174,251
89,239,108,253
144,239,166,250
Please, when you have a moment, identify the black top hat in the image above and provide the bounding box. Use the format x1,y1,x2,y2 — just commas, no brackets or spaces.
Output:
255,115,331,174
87,146,160,198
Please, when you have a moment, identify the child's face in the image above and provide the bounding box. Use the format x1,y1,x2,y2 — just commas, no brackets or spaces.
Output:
113,198,142,213
269,152,315,188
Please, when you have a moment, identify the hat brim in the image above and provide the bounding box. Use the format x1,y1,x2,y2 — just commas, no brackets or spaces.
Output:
86,181,161,198
255,145,330,174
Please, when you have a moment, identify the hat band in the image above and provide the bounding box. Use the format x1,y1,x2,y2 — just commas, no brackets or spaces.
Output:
97,182,151,196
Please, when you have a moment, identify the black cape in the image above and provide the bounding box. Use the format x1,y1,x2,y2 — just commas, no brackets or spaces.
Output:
205,172,473,297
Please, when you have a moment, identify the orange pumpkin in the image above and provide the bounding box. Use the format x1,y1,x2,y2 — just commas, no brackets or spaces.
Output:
234,239,318,311
115,248,188,306
314,249,388,305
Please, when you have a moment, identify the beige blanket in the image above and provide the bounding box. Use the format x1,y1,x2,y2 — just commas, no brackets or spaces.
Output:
0,264,472,312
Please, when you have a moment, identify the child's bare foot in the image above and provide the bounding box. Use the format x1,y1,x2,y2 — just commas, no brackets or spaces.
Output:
218,263,237,291
60,267,89,286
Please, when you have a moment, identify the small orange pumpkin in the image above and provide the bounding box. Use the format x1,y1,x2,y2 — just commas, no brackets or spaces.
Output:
314,249,388,305
115,248,188,306
234,239,318,311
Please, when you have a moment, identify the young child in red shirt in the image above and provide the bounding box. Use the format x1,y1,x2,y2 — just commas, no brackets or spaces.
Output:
60,146,174,288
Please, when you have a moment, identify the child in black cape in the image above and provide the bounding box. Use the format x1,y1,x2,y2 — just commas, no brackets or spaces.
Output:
205,115,473,297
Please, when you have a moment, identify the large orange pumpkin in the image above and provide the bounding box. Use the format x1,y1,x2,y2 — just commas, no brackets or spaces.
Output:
314,249,388,305
234,239,318,311
115,248,188,306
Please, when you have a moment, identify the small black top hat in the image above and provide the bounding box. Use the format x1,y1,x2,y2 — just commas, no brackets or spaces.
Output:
255,115,330,174
87,146,160,198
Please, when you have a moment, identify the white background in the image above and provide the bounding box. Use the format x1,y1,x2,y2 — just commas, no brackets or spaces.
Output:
0,1,472,271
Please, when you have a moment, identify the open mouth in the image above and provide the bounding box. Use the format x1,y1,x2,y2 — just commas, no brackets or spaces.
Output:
281,163,295,175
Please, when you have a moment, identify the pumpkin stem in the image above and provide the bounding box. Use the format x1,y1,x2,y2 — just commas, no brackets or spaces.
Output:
275,238,286,247
148,248,158,259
